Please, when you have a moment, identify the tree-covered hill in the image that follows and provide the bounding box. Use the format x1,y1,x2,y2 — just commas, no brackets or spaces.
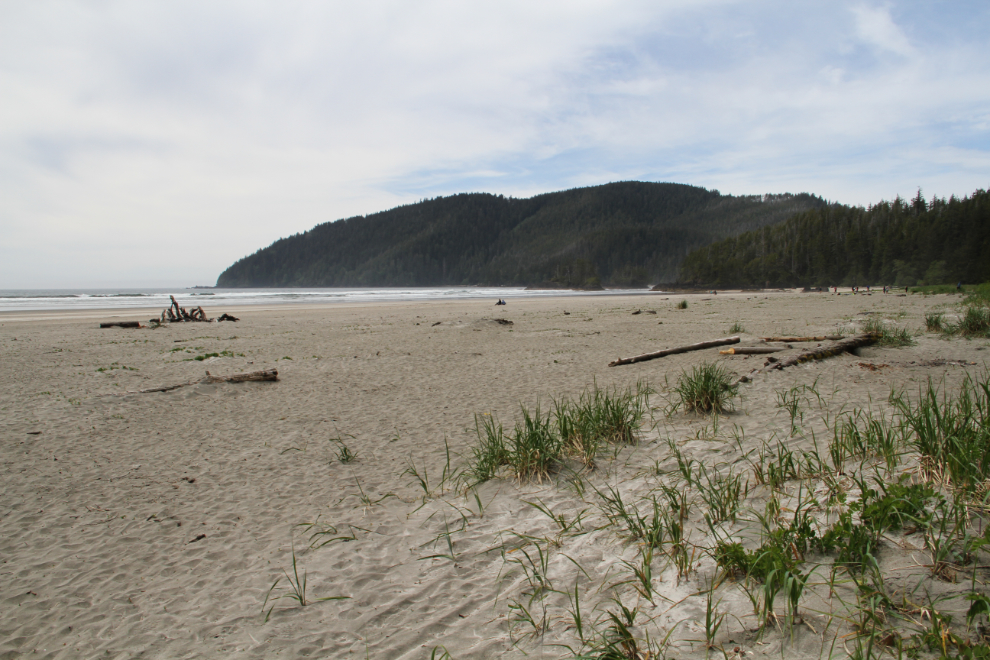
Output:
216,182,825,287
678,189,990,288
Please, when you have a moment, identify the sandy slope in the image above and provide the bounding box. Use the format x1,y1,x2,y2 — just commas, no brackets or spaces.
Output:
1,291,987,659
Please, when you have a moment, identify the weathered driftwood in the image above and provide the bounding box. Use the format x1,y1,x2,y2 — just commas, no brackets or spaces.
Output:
100,321,142,329
735,334,878,383
719,346,786,355
154,295,238,324
122,368,278,394
609,336,740,367
760,335,843,342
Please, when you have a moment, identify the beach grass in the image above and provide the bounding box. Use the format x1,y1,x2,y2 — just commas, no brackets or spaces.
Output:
672,361,738,414
468,382,651,483
862,316,914,346
925,309,946,332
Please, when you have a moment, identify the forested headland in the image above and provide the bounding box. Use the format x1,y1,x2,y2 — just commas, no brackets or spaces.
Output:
678,189,990,288
216,182,824,288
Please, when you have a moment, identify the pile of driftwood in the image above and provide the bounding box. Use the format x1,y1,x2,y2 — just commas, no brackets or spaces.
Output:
734,334,878,383
155,295,238,324
608,332,880,383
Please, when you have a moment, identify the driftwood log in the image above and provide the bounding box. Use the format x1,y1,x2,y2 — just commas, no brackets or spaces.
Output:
120,368,278,395
736,333,878,383
760,335,843,342
609,336,740,367
719,346,786,355
100,321,142,329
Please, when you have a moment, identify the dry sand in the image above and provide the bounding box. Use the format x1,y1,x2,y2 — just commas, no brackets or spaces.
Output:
2,291,987,659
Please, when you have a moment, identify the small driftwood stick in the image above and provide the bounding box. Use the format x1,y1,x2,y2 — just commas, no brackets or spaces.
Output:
200,369,278,384
121,368,278,394
761,335,843,342
609,336,740,367
719,346,785,355
100,321,142,329
735,333,878,384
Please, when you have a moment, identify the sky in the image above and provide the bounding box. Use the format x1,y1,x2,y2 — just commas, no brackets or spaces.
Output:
1,1,988,288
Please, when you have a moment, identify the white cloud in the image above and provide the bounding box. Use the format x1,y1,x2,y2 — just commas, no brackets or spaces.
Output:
851,4,914,57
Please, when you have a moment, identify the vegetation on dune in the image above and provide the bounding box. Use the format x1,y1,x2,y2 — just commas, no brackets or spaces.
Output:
679,187,990,288
467,382,652,483
672,361,738,414
273,345,990,656
923,283,990,338
216,182,824,288
458,368,990,657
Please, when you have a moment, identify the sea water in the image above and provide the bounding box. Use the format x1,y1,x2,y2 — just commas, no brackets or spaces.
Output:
0,287,658,313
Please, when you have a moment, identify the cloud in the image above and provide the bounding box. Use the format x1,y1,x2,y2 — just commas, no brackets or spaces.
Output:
0,1,988,287
851,4,914,57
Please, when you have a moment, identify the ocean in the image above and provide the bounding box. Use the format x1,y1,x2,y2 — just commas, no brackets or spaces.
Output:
0,287,658,313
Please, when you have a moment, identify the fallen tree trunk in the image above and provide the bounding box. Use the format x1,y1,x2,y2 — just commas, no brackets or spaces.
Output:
736,333,878,383
760,335,843,342
609,336,740,367
719,346,785,355
119,368,278,395
100,321,141,329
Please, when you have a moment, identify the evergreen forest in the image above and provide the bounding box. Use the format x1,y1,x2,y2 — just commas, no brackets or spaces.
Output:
678,189,990,288
216,182,824,288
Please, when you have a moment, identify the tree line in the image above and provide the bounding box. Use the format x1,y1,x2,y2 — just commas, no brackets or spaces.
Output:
216,182,824,288
678,189,990,288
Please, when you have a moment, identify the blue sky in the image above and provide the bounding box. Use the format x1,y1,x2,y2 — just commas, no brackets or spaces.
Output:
1,1,988,287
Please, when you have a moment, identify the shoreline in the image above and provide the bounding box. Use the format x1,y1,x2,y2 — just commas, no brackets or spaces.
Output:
0,289,759,323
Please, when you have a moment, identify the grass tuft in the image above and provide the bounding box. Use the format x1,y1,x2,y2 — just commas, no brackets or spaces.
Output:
673,362,738,414
956,305,990,337
330,435,357,463
894,372,990,494
925,309,946,332
468,383,650,483
862,317,914,346
262,543,349,622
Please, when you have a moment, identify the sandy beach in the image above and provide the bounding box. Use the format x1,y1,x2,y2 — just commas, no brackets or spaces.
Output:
2,290,988,659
